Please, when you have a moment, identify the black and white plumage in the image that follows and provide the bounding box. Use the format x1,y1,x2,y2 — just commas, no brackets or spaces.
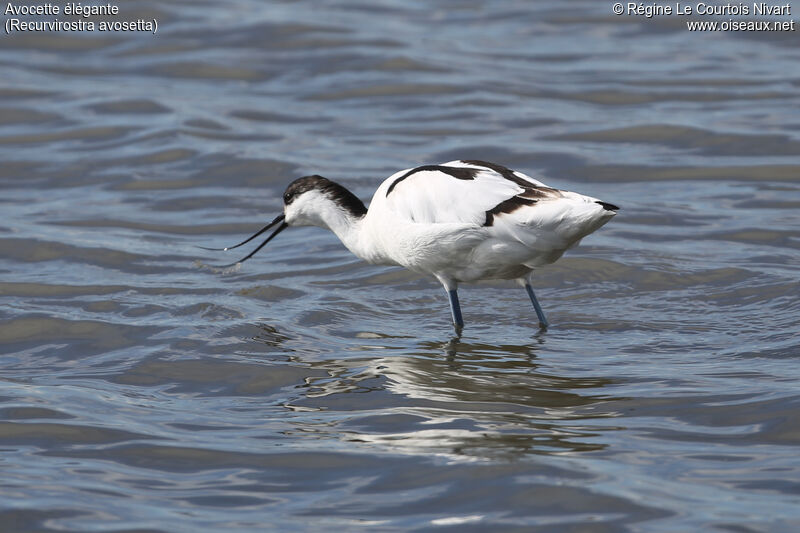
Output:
205,160,619,331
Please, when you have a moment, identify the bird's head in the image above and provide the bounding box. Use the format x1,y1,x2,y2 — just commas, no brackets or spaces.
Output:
200,175,366,268
283,175,366,227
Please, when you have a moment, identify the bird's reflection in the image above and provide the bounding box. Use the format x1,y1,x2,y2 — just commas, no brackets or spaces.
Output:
435,326,547,362
286,330,618,461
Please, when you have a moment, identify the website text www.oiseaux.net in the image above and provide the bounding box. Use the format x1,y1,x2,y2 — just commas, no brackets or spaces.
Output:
615,2,796,31
686,18,795,30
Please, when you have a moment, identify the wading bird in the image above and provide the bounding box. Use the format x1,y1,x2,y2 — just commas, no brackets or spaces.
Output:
203,160,618,331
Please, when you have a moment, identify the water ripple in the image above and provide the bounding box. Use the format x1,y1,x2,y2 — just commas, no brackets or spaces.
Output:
1,0,799,531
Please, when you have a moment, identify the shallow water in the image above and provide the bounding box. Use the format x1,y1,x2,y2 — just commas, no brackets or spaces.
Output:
2,1,799,531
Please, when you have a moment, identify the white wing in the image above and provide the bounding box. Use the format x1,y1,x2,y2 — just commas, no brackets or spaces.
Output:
376,160,549,225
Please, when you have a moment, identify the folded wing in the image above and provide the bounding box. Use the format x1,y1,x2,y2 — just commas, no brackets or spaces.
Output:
380,160,553,226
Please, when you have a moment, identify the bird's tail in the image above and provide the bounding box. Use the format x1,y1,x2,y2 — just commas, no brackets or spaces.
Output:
555,194,618,249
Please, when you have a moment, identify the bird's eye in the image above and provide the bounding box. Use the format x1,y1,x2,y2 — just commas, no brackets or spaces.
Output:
283,192,292,204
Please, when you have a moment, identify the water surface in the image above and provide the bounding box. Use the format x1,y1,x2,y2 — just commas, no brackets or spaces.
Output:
1,1,799,531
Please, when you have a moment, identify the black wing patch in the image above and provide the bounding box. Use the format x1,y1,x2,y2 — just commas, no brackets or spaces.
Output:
386,165,480,197
484,196,537,226
460,160,532,188
461,160,556,199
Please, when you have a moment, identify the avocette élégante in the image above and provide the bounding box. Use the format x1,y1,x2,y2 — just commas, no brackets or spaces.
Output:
203,160,618,331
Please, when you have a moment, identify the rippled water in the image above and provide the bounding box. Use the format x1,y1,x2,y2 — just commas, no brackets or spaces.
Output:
2,1,799,531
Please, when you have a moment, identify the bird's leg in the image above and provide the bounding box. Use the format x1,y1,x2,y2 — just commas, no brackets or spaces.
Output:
437,276,463,332
447,289,464,331
524,283,549,328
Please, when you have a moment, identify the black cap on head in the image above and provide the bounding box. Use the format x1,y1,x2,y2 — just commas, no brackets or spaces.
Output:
283,175,367,218
283,175,329,206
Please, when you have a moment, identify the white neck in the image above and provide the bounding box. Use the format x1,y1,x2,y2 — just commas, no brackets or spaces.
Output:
286,187,395,265
322,203,403,266
320,205,366,255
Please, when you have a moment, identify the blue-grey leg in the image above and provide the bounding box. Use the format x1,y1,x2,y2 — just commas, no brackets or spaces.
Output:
525,284,549,328
447,289,464,330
